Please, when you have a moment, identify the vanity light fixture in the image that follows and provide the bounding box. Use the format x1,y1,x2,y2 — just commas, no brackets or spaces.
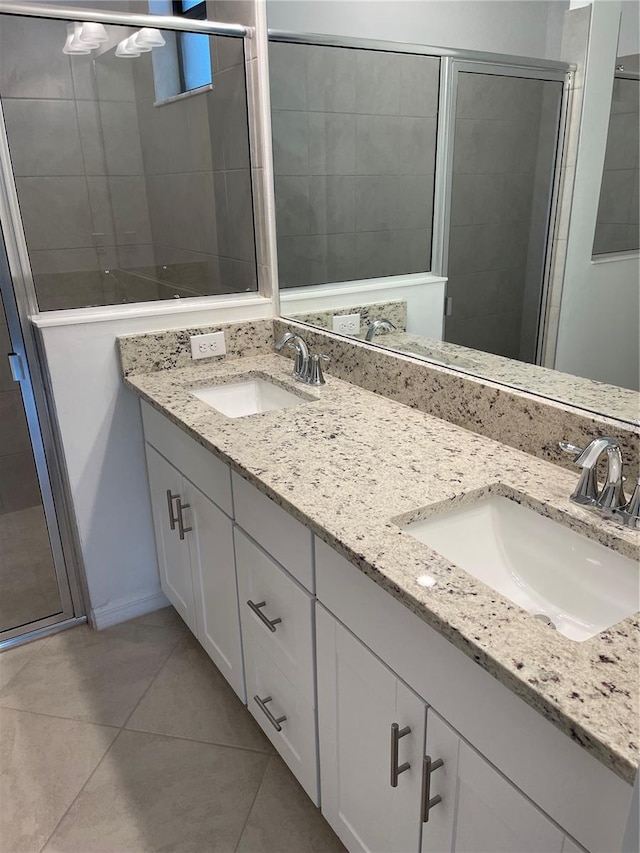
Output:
115,35,142,58
62,21,108,54
62,23,91,54
135,28,166,49
78,22,108,46
116,27,166,58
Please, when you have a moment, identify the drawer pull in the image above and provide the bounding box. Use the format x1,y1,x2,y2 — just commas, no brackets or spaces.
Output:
421,755,444,822
390,722,411,787
166,490,179,531
254,694,287,731
247,599,282,632
176,498,192,540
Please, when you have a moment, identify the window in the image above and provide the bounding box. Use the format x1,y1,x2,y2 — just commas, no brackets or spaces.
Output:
172,0,212,92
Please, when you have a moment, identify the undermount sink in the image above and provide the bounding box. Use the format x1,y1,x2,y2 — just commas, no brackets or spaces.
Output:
404,496,639,642
192,378,306,418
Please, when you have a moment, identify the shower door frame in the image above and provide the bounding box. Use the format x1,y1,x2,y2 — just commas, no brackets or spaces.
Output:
0,189,86,645
437,58,571,366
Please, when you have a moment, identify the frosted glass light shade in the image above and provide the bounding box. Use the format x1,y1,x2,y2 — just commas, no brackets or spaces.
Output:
115,36,141,57
63,23,91,54
135,28,166,48
79,22,108,45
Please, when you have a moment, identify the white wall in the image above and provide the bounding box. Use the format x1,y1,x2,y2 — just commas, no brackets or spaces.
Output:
555,0,640,390
266,0,568,60
35,298,272,628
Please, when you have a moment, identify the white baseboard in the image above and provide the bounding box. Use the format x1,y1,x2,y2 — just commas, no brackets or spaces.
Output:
91,590,170,630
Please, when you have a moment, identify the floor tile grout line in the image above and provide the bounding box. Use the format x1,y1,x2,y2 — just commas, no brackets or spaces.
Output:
37,727,126,853
233,753,274,853
0,703,122,730
118,631,186,732
123,723,273,755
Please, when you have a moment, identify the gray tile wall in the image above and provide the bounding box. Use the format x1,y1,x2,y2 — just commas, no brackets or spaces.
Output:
1,16,154,310
445,73,549,362
269,42,439,288
1,14,258,310
593,76,639,255
133,36,257,296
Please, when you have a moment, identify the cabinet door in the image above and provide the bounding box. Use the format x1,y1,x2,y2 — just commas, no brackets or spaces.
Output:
424,710,565,853
317,606,427,853
184,480,245,701
235,528,315,704
145,444,196,632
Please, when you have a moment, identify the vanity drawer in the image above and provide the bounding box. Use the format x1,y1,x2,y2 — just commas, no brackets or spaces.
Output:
231,470,314,591
141,400,233,516
244,630,319,805
235,528,315,705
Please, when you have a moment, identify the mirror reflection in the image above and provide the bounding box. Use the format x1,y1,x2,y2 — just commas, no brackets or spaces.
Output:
1,14,256,310
593,70,639,256
270,2,640,424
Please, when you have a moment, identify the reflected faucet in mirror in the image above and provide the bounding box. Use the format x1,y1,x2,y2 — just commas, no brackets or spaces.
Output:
365,319,397,342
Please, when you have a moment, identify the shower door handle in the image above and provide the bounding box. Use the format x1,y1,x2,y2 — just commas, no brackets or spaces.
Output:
8,353,25,383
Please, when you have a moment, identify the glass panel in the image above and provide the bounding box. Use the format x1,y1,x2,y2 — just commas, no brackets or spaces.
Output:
181,0,203,11
0,15,257,311
180,31,212,90
593,75,640,256
0,292,62,632
446,72,563,363
269,41,439,288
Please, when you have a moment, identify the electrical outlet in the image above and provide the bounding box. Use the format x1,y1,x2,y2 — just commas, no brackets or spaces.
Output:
332,313,361,336
190,331,226,360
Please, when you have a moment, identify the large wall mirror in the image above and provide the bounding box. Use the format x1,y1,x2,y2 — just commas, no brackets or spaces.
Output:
1,12,257,310
268,0,640,426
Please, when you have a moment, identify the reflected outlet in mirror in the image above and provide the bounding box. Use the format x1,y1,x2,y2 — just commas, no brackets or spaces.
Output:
192,379,308,418
404,496,639,642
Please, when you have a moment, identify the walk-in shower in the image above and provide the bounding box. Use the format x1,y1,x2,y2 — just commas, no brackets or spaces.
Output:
273,33,568,369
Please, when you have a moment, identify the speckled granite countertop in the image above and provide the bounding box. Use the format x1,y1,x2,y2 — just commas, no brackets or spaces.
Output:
123,353,639,784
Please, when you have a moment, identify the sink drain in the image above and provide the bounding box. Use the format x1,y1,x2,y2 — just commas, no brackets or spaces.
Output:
534,613,556,630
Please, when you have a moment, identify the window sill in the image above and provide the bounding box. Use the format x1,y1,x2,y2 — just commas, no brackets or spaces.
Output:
154,83,213,107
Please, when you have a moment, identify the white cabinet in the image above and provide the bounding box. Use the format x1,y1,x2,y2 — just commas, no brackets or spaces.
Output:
143,441,244,701
423,711,565,853
235,527,319,802
184,479,244,700
317,605,428,853
145,444,196,633
319,604,578,853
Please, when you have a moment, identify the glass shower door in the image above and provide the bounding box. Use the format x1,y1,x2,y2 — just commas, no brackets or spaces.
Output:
445,66,564,364
0,272,75,640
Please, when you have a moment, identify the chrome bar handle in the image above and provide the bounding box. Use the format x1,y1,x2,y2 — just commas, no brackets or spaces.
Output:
166,490,179,531
247,600,282,632
254,695,287,732
390,722,411,787
421,755,444,823
176,498,192,540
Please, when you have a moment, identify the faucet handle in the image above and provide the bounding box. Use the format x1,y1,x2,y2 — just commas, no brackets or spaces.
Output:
308,354,330,386
559,440,584,457
620,479,640,529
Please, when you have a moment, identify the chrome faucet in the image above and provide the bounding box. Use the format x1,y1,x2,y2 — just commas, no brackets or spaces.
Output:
275,332,330,386
560,438,639,528
275,332,309,380
365,318,396,342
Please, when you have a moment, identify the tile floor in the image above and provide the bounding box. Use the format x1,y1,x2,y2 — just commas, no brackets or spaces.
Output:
0,506,61,631
0,608,346,853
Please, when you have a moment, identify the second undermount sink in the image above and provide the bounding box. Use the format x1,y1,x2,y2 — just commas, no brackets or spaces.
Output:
192,378,306,418
404,496,639,642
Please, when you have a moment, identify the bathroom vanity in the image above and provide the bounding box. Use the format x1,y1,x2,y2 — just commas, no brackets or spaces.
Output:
120,340,638,853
